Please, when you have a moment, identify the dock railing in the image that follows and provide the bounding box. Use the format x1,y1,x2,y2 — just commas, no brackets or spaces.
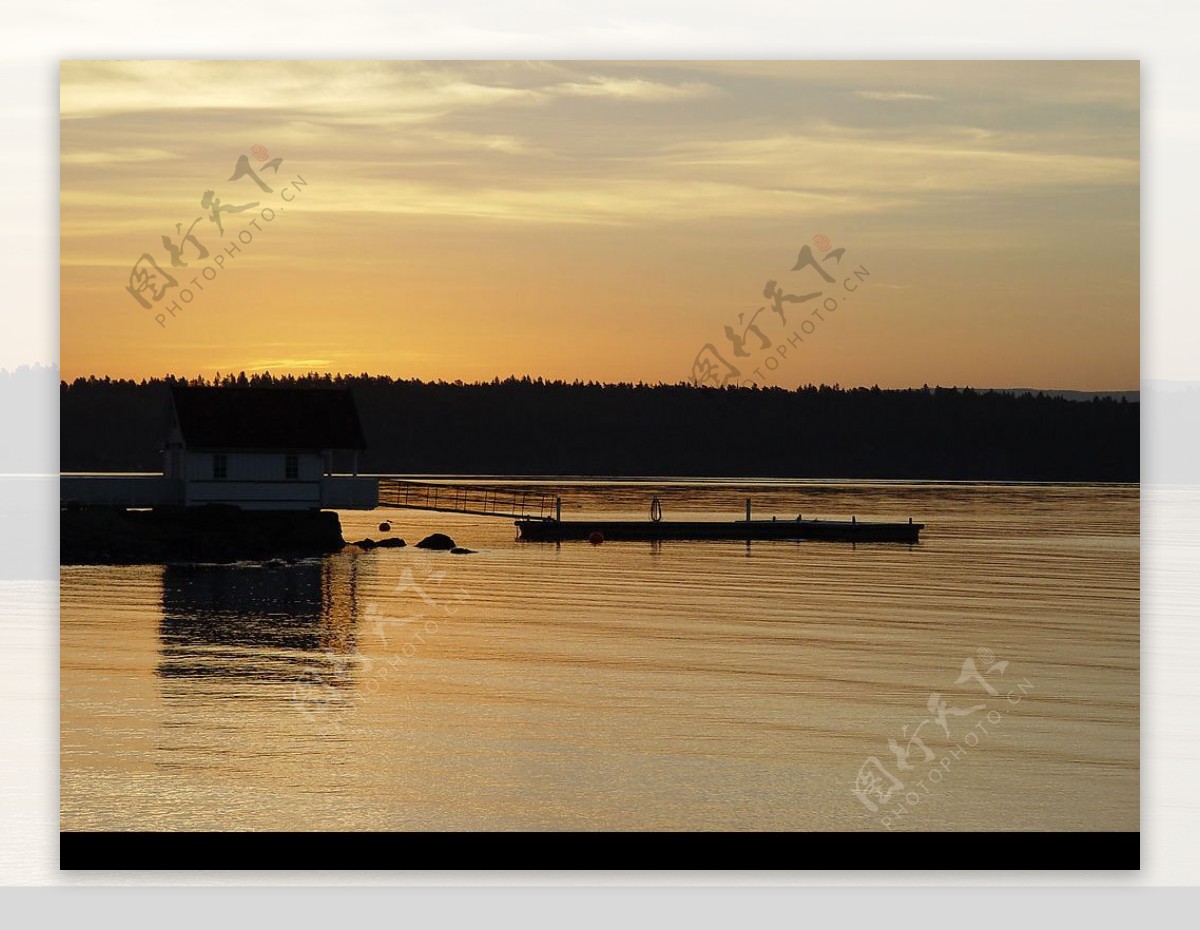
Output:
376,479,559,521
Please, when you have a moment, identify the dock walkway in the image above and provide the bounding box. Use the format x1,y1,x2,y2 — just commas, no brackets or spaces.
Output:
376,479,559,521
376,480,923,543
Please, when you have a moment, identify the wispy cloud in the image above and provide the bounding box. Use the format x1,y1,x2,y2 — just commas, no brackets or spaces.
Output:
853,90,940,102
60,147,182,165
645,134,1136,206
59,61,717,123
297,177,912,225
551,77,717,102
220,359,334,372
59,61,543,121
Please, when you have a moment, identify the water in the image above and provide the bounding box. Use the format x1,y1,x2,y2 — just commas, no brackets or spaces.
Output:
60,480,1138,832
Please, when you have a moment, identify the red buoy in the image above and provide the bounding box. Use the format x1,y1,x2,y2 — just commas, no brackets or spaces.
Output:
588,531,604,545
379,521,391,533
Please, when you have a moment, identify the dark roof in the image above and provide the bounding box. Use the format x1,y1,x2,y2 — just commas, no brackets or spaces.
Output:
170,386,367,451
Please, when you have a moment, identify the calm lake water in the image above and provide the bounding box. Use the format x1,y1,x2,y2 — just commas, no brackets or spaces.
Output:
60,480,1139,832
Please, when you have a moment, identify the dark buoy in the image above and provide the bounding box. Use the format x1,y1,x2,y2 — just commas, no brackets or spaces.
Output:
379,521,391,533
588,531,604,545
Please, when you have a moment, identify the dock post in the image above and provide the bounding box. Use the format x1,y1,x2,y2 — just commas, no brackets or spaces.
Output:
556,496,561,522
746,498,752,522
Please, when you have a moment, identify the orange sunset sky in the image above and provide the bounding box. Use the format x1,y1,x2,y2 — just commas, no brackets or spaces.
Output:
60,60,1139,390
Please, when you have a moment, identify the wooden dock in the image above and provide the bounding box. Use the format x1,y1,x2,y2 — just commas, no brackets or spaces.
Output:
515,516,924,544
376,478,558,520
373,481,925,544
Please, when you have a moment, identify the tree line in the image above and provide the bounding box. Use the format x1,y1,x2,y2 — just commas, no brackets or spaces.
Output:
56,372,1138,481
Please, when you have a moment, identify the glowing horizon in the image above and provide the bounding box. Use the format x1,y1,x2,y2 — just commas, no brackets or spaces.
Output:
60,60,1139,390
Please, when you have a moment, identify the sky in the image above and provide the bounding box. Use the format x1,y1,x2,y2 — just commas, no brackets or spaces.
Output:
59,60,1139,389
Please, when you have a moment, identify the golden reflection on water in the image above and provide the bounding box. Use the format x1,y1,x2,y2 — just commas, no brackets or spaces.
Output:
60,481,1138,831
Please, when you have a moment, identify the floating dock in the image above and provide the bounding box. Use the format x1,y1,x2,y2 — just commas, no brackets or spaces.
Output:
371,480,925,545
515,516,923,544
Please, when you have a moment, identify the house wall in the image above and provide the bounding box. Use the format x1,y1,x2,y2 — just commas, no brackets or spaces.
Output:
184,451,325,482
184,451,325,510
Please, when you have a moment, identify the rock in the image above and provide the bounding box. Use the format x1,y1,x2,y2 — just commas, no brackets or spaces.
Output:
415,533,456,550
352,538,377,550
450,547,476,555
376,537,406,548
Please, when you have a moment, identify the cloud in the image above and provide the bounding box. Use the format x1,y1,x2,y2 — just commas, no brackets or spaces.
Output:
59,61,717,125
58,62,1139,245
618,60,1139,109
853,90,940,102
653,129,1137,196
59,61,544,121
234,359,335,372
551,77,717,102
273,177,913,226
60,147,181,166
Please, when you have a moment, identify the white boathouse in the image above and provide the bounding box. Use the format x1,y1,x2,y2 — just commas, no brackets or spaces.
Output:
61,386,378,511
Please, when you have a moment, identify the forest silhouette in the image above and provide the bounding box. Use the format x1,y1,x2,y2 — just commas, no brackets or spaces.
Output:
55,371,1138,481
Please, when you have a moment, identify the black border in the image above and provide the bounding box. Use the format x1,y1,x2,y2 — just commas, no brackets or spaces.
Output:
61,830,1139,870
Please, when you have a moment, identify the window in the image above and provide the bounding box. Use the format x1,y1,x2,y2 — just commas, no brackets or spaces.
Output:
212,454,227,480
285,454,299,480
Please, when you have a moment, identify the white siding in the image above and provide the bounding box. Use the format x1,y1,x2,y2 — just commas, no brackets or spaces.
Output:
185,451,324,482
184,451,325,509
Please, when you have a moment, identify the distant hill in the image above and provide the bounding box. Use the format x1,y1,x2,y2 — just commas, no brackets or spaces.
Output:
985,388,1140,403
57,373,1139,482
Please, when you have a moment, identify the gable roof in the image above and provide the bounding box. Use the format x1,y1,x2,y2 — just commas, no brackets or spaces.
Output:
170,386,367,451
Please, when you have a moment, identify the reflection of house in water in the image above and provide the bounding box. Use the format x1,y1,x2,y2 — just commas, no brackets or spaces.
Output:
158,557,361,684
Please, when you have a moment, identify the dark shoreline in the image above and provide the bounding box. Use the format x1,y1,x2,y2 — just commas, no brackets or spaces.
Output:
60,507,346,566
